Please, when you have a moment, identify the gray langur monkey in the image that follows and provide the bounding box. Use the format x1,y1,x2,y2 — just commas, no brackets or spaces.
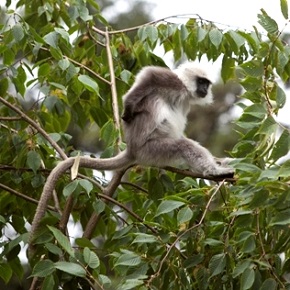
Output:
121,62,234,177
29,62,234,246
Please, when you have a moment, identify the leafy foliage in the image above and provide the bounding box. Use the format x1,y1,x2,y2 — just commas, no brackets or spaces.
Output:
0,0,290,289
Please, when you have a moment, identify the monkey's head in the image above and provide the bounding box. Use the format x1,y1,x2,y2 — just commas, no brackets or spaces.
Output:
174,62,213,106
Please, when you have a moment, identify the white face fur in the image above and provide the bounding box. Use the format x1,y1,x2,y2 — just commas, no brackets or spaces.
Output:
174,62,213,106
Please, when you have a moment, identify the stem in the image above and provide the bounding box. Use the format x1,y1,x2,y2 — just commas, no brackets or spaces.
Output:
0,96,67,160
148,180,225,285
0,182,55,211
105,27,122,149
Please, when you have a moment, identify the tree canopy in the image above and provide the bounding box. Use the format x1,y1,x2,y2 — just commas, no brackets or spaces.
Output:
1,0,290,289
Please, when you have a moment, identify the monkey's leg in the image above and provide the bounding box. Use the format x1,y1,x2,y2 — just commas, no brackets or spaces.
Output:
138,138,234,177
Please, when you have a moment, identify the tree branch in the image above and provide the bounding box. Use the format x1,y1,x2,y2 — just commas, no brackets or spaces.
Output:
0,182,56,211
83,169,126,239
104,27,122,149
148,180,225,286
0,97,67,160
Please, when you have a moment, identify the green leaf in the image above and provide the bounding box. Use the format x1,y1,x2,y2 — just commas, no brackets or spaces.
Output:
120,279,144,290
280,0,288,19
78,5,92,21
0,263,12,284
63,180,79,197
258,9,279,34
209,253,226,277
240,60,264,77
31,260,55,277
13,65,27,96
12,24,24,42
75,237,96,249
43,31,59,48
228,30,245,48
197,27,207,42
79,179,93,195
229,210,253,217
278,162,290,177
45,243,63,256
0,78,9,96
240,76,263,92
270,211,290,226
83,247,100,269
242,236,256,253
232,260,251,278
115,252,141,267
183,254,204,269
3,49,14,65
276,85,286,108
260,278,277,290
55,28,70,43
38,63,51,78
177,207,193,225
257,116,277,135
132,233,157,244
204,238,224,247
234,162,262,174
270,130,290,162
58,58,70,71
26,151,42,174
240,268,255,290
145,26,159,43
120,69,133,84
155,200,185,217
93,199,106,214
209,28,223,48
48,226,75,257
42,275,55,290
221,56,236,82
54,261,86,277
100,119,116,146
78,74,99,94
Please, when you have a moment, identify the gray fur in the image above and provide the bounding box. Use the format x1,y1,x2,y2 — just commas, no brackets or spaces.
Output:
121,63,234,177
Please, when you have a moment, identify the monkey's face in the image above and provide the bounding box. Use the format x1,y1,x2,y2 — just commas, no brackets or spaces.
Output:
174,62,213,106
196,77,212,98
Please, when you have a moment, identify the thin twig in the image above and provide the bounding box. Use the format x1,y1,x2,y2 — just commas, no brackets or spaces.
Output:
148,180,225,285
98,192,158,234
59,195,74,234
105,27,122,149
0,116,22,121
0,97,67,160
83,169,126,239
0,183,56,211
66,56,111,85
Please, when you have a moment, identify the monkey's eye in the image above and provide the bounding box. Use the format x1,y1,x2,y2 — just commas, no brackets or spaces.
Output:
197,77,210,86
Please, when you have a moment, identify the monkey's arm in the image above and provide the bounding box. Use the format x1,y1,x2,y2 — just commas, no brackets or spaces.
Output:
29,151,133,247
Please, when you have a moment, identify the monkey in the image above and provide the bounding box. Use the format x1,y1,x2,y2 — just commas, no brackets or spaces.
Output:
29,62,234,247
121,62,233,176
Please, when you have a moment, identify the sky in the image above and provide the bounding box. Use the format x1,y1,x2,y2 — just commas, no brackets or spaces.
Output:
152,0,286,30
151,0,290,123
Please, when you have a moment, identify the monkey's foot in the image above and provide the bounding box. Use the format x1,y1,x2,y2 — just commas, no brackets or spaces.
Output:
205,167,235,179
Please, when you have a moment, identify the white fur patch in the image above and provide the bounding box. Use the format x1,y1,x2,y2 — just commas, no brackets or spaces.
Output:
174,62,214,106
156,99,187,138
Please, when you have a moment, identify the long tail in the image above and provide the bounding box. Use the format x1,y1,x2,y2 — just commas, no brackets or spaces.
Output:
29,150,133,248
